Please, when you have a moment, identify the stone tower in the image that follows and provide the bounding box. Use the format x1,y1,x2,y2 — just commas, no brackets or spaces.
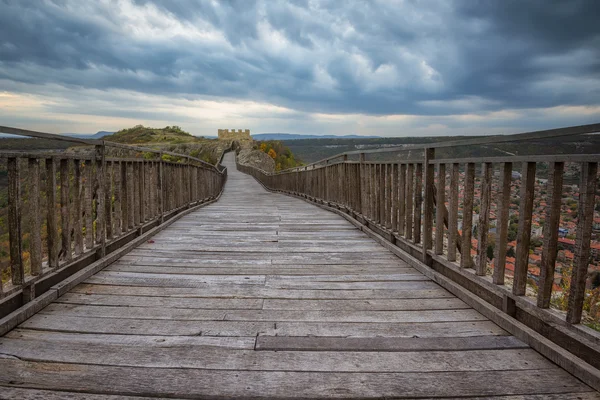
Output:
218,129,251,141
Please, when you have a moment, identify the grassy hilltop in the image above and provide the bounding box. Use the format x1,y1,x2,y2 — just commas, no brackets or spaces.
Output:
101,125,229,165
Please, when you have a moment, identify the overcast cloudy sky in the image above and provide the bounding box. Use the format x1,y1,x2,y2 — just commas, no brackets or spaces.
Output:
0,0,599,137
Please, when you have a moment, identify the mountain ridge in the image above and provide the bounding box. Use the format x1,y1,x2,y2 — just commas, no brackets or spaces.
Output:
252,133,381,140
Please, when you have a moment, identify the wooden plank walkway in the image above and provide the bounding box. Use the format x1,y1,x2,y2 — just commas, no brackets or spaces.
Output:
0,152,597,399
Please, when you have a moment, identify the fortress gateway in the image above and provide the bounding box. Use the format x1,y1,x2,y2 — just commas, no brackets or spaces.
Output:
218,129,251,141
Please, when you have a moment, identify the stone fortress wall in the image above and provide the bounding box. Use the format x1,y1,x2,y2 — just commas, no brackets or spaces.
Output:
218,129,251,141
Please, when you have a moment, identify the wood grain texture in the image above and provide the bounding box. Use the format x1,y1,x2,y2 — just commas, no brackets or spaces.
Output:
0,153,594,399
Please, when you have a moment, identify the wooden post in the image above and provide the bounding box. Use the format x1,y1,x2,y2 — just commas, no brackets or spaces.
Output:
493,162,512,285
391,163,398,233
447,163,459,262
413,163,423,244
105,161,113,239
476,162,492,275
128,162,135,229
359,153,365,216
85,160,94,248
158,154,164,223
73,159,83,256
423,148,435,260
60,158,71,262
537,162,564,308
95,144,106,258
460,163,475,268
398,164,406,236
28,158,42,275
513,162,536,296
405,164,414,240
46,158,59,268
7,158,24,286
434,163,446,255
566,162,598,324
113,161,122,237
140,161,146,221
120,161,128,232
133,162,140,226
378,164,385,225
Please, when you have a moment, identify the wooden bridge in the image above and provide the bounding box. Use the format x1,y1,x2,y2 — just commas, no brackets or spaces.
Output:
0,125,599,398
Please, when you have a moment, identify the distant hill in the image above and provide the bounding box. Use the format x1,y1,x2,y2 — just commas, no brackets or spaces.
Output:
283,134,600,165
65,131,114,139
252,133,381,140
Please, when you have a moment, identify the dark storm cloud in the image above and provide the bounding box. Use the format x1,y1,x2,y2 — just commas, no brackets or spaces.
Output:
0,0,598,117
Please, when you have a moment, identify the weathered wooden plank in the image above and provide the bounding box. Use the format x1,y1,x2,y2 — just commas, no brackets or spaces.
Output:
55,293,264,309
262,298,468,311
493,162,512,285
5,329,256,349
513,162,536,295
0,359,590,398
18,314,508,337
4,386,595,400
537,162,564,308
256,335,527,352
72,283,455,300
39,303,487,323
0,340,552,372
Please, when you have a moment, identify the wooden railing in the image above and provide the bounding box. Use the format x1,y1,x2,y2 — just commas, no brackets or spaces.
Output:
238,123,600,362
0,127,227,317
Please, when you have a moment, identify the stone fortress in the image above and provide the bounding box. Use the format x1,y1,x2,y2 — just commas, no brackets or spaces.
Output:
218,129,251,141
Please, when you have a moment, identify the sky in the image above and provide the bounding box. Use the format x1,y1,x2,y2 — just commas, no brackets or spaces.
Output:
0,0,599,137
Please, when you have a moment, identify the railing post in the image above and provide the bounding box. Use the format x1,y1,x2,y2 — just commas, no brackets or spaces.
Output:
566,162,598,323
493,162,512,285
158,152,164,224
537,162,564,308
434,163,445,255
359,153,365,216
460,163,475,269
46,157,59,268
28,158,42,276
60,158,71,262
513,162,536,295
422,148,435,263
476,162,492,276
7,158,24,287
95,143,106,258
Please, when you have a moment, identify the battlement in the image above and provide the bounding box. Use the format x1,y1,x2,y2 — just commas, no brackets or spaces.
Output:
218,129,251,141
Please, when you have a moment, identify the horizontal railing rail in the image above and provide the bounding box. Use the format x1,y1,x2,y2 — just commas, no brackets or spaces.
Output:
0,127,228,318
237,123,600,370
